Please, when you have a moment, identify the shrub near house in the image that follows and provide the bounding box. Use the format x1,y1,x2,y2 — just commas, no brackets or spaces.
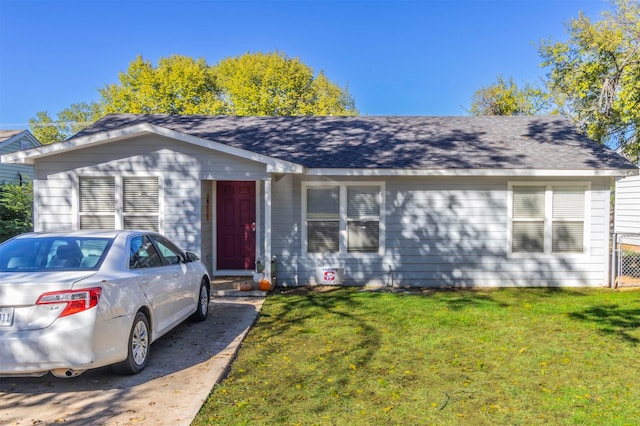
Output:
0,182,33,242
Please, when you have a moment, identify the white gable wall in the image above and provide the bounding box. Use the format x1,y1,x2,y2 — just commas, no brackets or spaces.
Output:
32,134,269,255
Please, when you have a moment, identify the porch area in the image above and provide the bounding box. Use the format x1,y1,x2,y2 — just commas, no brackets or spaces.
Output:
211,276,270,297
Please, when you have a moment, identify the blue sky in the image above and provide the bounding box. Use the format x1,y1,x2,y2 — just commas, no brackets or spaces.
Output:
0,0,609,130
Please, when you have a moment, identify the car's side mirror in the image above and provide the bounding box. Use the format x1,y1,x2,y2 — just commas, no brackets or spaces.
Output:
185,251,200,262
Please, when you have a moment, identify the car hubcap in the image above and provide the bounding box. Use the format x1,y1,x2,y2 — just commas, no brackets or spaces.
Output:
132,320,149,366
199,286,208,314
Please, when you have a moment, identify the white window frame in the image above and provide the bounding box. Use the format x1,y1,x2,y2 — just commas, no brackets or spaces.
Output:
122,176,161,230
507,181,591,257
74,173,164,232
302,181,385,257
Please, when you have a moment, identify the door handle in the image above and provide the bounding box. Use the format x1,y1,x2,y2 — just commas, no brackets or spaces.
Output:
251,222,256,232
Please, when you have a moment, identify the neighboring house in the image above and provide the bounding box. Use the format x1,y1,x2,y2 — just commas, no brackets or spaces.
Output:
2,114,638,287
614,175,640,235
0,130,41,185
612,175,640,287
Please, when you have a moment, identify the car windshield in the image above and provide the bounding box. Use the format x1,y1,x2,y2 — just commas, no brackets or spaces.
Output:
0,236,114,272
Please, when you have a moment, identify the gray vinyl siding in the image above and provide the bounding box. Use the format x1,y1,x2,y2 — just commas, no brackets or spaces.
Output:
614,176,640,234
28,131,614,287
200,180,214,274
0,140,36,184
33,134,268,255
274,176,611,288
32,171,75,231
271,174,302,285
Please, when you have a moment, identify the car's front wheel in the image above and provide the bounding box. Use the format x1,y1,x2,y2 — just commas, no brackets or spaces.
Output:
113,312,150,375
190,278,210,322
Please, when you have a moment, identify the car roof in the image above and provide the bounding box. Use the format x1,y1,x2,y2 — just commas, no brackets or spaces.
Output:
12,230,137,239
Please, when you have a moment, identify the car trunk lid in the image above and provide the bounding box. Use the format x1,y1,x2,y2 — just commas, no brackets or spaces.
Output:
0,271,97,331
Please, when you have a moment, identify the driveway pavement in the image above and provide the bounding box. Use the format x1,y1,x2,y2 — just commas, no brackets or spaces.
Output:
0,296,264,426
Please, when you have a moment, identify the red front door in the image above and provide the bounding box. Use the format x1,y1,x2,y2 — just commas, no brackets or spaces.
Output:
216,181,256,270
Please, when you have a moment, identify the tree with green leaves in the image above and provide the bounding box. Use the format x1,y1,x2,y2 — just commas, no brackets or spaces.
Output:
539,0,640,161
469,75,551,116
214,51,357,116
0,182,33,242
29,102,103,145
30,52,357,144
100,55,224,116
29,112,64,145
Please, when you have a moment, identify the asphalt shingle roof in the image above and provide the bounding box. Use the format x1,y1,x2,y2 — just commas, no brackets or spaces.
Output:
71,114,636,170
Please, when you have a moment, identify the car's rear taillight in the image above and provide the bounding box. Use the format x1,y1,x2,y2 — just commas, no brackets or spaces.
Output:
36,287,102,318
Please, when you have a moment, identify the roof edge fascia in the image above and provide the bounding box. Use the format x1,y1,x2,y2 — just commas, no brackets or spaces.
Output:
304,168,640,177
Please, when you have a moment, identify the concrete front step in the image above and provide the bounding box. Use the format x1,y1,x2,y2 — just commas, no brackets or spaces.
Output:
212,288,269,297
211,276,271,297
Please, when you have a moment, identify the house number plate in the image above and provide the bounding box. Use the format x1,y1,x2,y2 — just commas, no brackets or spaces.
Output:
0,307,14,326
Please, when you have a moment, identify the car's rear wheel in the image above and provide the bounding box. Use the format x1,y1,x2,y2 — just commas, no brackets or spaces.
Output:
190,278,209,322
113,312,150,375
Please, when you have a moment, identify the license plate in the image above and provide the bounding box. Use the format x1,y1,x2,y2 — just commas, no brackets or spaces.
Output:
0,307,14,326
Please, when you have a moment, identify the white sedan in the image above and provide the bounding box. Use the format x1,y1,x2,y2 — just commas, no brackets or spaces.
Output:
0,230,211,378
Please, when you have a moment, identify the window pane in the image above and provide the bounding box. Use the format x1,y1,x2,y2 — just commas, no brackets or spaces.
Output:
513,186,544,219
512,221,544,253
80,215,115,230
553,186,585,219
307,187,339,220
308,221,339,253
552,221,584,252
124,177,159,213
124,216,159,232
348,220,379,253
80,177,114,212
348,187,380,219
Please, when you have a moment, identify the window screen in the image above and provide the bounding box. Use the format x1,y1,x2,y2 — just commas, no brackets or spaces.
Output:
512,186,545,253
307,187,339,253
79,177,115,230
511,185,586,254
551,186,585,253
123,177,159,231
347,187,380,253
79,176,159,231
306,185,382,254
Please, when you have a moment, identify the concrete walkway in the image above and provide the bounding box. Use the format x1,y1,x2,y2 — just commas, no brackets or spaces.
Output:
0,296,265,426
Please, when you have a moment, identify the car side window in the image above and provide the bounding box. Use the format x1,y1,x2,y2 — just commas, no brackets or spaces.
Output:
149,236,184,265
129,236,164,269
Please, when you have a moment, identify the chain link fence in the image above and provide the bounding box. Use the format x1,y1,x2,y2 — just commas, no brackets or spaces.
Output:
613,234,640,288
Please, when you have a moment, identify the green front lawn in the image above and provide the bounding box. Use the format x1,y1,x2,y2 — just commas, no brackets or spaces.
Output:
194,287,640,425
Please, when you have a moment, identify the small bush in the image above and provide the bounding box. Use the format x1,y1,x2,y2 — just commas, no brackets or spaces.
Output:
0,182,33,242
